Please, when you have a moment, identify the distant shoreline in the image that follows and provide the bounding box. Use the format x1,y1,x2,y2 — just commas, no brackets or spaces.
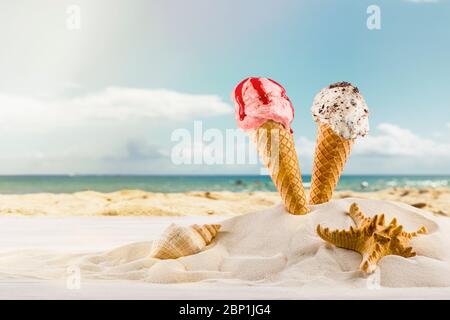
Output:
0,175,448,194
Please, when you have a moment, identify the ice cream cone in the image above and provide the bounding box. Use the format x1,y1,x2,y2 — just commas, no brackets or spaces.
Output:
309,81,369,205
231,77,309,215
309,123,353,205
253,120,309,215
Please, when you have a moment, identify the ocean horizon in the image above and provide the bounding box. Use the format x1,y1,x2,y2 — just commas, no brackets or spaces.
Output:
0,174,448,194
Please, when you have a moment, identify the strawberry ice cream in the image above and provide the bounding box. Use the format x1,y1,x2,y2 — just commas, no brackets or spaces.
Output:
231,77,295,132
230,77,309,215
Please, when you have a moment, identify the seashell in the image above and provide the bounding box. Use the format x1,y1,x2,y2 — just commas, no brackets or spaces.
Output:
150,223,221,259
316,202,427,273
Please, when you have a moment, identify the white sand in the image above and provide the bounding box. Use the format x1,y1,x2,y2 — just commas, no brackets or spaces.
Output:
0,190,280,217
0,198,449,299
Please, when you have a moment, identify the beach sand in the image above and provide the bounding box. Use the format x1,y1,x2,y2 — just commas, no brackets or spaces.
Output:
0,198,449,299
0,187,448,217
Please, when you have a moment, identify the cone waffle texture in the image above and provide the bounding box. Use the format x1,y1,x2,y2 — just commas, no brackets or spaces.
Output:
316,203,427,273
254,120,308,215
310,123,353,205
150,223,221,259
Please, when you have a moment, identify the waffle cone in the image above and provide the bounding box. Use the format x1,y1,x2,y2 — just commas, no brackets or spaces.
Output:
254,120,309,215
309,123,353,205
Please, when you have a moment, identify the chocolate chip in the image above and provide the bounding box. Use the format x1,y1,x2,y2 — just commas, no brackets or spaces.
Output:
329,81,352,89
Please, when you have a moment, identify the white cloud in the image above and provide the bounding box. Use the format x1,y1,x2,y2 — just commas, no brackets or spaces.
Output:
349,123,450,174
0,88,231,174
0,87,231,133
354,123,450,157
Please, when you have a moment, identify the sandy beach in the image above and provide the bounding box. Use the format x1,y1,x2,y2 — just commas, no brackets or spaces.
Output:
0,187,448,217
0,197,449,299
0,188,449,299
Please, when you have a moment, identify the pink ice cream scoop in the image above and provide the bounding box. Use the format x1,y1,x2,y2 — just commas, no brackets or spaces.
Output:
231,77,295,132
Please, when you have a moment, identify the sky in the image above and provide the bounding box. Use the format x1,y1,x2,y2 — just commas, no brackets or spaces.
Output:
0,0,449,175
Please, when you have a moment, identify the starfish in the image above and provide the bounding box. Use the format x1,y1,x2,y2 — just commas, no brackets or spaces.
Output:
316,202,427,273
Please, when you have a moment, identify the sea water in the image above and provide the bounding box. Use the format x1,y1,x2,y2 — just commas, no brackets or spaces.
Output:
0,175,448,194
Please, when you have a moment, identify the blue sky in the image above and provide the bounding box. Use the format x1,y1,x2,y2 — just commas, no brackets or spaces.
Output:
0,0,449,174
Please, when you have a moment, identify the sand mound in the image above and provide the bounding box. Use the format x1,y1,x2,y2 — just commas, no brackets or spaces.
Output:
0,198,449,295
